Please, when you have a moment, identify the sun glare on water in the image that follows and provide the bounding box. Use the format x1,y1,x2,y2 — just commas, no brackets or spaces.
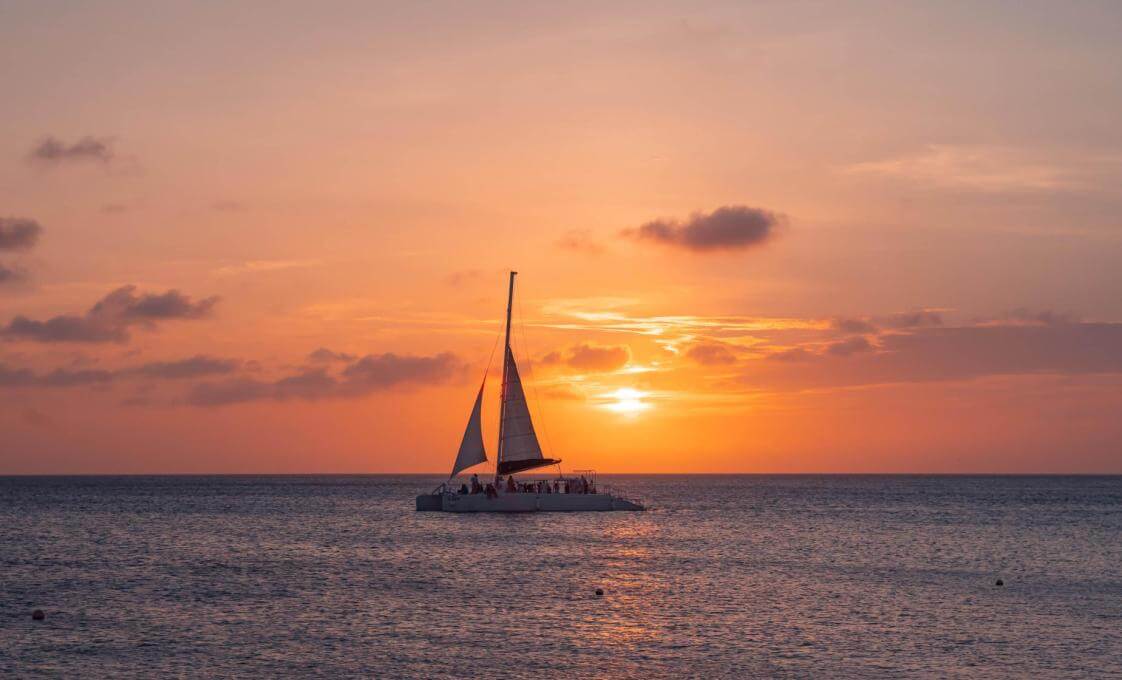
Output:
602,387,651,415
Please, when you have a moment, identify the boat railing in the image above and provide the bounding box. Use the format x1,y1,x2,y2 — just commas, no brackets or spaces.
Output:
601,483,644,507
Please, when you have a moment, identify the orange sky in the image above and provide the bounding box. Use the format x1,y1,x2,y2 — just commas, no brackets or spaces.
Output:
2,2,1122,473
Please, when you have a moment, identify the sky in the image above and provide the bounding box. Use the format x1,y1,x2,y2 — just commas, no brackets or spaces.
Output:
2,0,1122,473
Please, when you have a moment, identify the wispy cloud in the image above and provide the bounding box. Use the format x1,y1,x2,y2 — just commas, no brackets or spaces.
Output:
846,145,1076,192
211,259,322,277
541,342,631,372
28,136,114,165
538,300,826,338
556,229,606,255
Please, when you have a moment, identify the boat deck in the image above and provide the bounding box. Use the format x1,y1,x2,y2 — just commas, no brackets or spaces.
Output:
417,490,644,512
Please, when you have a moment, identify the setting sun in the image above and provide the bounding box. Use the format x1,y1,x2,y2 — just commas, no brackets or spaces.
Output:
602,388,652,415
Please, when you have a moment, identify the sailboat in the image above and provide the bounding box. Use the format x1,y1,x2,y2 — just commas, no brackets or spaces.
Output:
416,272,645,512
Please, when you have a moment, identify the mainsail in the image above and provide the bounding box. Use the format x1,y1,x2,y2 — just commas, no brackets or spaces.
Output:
497,345,560,475
449,381,487,478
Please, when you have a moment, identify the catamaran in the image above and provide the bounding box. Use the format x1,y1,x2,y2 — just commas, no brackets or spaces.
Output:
416,272,644,512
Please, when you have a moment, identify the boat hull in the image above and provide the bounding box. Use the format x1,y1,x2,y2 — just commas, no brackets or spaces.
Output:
416,492,644,512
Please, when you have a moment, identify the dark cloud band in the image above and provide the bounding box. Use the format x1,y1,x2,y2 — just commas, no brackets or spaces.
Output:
187,352,463,406
2,285,219,343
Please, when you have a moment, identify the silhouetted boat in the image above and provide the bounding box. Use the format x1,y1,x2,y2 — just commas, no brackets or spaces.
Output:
416,272,644,512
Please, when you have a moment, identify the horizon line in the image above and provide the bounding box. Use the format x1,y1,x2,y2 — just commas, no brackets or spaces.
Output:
2,471,1120,477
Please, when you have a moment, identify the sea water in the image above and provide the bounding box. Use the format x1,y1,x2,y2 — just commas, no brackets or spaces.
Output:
1,475,1119,678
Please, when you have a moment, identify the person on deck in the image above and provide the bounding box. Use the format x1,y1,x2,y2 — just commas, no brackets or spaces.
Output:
470,474,481,494
506,476,516,493
459,483,468,494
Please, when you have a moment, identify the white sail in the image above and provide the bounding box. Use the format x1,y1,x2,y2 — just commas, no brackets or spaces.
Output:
449,381,487,478
499,347,545,466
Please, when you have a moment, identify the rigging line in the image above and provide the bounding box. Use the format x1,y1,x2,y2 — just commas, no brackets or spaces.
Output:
482,318,502,384
515,282,558,464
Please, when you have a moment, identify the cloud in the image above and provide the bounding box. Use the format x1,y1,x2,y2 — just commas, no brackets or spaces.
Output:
0,263,27,285
542,343,631,372
104,287,218,321
212,259,322,277
186,377,272,406
868,324,1122,378
748,321,1122,391
3,315,127,343
880,311,944,329
766,347,816,362
832,311,942,335
832,318,877,335
186,351,462,406
133,355,240,379
624,205,782,252
0,362,113,388
0,354,240,392
29,136,114,164
685,341,738,365
2,285,219,343
274,368,339,400
38,368,115,387
845,145,1073,192
1004,309,1074,326
339,352,462,394
556,230,605,255
0,218,43,251
826,336,875,357
0,364,34,386
307,347,356,363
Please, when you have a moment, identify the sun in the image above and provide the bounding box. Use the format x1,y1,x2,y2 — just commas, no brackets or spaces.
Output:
602,387,651,415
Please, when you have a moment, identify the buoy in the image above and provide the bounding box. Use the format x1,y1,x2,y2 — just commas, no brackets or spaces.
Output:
595,588,604,597
32,610,45,621
995,579,1004,587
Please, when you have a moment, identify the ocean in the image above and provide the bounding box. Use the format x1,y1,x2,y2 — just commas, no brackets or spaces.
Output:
1,475,1119,678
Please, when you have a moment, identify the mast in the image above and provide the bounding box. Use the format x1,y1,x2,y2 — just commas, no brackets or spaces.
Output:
496,271,516,482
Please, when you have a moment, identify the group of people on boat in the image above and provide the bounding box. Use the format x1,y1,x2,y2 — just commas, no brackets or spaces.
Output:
459,473,595,498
